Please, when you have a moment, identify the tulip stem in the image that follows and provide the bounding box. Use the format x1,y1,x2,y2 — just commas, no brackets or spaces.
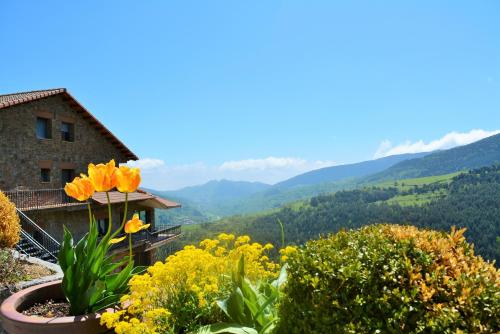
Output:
129,233,133,262
106,192,112,236
87,202,92,224
111,192,128,239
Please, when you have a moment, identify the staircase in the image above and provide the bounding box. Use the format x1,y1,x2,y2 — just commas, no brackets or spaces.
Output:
15,209,60,263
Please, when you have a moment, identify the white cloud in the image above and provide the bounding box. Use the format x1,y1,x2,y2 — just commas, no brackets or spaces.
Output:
374,129,500,158
126,156,336,190
125,158,165,169
219,157,308,171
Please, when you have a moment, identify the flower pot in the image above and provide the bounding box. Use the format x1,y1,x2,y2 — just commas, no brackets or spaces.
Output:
0,280,110,334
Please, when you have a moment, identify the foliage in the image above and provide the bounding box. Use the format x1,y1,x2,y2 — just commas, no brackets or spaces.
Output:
0,190,20,248
59,160,145,315
194,256,287,334
58,220,140,315
101,234,279,334
277,224,500,334
0,248,26,285
180,165,500,262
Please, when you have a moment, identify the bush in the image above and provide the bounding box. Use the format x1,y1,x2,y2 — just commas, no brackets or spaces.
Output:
0,249,25,286
277,224,500,334
0,190,20,248
101,234,280,334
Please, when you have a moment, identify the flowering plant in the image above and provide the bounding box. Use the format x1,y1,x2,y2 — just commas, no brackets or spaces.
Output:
100,233,280,334
59,159,146,315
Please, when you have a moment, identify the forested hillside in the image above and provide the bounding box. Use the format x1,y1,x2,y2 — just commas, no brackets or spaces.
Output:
180,165,500,262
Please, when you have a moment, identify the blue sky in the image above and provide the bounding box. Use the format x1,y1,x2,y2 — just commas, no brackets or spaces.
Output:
1,1,499,189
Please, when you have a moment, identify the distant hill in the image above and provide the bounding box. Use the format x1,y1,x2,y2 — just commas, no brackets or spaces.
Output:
274,152,430,189
163,179,271,205
179,165,500,262
366,133,500,182
151,133,500,221
150,152,430,220
150,180,272,222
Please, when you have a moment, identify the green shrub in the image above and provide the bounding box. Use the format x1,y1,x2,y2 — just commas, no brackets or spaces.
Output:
0,190,20,248
277,224,499,334
0,249,25,286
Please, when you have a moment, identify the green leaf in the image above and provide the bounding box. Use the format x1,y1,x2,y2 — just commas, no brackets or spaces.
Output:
91,294,121,313
105,260,134,292
217,288,252,326
191,323,258,334
100,257,128,276
58,226,76,271
271,263,288,290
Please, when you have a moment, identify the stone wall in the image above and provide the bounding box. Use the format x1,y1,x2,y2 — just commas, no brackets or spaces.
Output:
0,94,131,191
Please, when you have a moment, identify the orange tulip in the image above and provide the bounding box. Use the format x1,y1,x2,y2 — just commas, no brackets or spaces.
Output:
64,175,95,201
116,166,141,193
88,160,118,192
124,214,150,234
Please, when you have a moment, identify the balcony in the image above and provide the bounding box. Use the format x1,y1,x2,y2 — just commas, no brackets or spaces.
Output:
108,224,182,253
4,188,84,211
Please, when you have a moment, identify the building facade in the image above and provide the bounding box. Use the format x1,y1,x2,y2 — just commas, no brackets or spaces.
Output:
0,89,180,265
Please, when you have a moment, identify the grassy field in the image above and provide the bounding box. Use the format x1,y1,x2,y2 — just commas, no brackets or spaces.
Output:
375,171,462,206
384,189,448,206
375,171,462,191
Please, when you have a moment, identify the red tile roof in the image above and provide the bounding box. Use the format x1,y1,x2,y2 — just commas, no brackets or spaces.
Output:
0,88,66,108
0,88,138,160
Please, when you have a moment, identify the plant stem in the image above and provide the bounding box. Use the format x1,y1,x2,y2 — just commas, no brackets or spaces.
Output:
129,233,133,262
278,219,285,249
87,202,92,224
106,191,112,236
111,192,128,239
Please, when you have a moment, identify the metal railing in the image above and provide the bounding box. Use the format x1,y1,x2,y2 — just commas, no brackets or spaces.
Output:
16,229,59,263
107,224,181,251
16,208,61,260
149,224,182,240
5,188,82,211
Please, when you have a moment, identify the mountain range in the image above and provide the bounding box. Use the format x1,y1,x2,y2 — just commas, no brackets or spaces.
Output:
152,133,500,223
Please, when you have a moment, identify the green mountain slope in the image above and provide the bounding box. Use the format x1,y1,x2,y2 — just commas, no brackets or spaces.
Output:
366,133,500,182
165,179,271,203
151,152,429,220
179,165,500,262
274,152,429,189
152,134,500,222
150,180,271,222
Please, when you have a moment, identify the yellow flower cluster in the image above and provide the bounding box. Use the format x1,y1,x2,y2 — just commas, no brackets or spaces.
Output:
279,246,297,262
0,190,20,248
101,234,281,333
101,308,170,334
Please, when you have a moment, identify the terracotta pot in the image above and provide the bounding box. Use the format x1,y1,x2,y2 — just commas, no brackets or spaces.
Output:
0,280,111,334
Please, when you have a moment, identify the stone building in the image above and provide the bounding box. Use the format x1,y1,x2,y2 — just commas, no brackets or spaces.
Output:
0,88,181,265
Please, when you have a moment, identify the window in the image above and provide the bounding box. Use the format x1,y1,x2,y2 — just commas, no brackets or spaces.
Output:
97,218,109,236
61,169,75,186
40,168,51,182
36,117,51,139
61,122,74,142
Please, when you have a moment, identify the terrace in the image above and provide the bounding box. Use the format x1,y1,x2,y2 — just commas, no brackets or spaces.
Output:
4,188,83,211
4,188,181,211
6,188,182,260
